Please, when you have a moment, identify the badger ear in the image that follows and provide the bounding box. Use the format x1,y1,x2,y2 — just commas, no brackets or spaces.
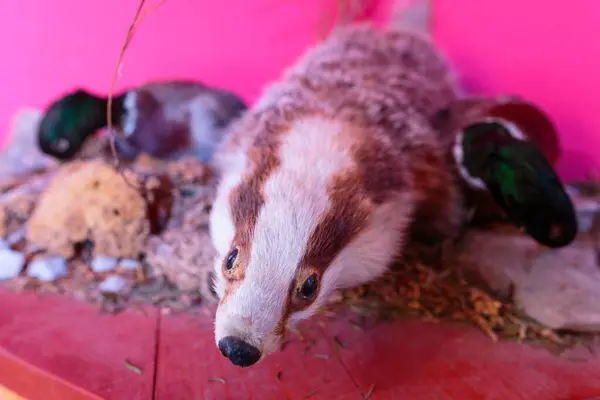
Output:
488,100,560,166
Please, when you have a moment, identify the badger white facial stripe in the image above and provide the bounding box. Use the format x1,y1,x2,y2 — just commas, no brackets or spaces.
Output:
209,18,466,367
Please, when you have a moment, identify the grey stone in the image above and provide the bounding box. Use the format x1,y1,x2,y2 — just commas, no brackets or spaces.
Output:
566,184,600,233
0,248,25,280
0,108,57,178
451,228,539,298
515,244,600,331
119,258,140,271
27,256,68,281
452,226,600,332
90,255,118,273
98,275,130,294
6,228,25,247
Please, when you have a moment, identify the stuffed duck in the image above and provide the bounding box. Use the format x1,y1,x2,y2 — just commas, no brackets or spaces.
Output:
432,96,577,248
37,80,248,163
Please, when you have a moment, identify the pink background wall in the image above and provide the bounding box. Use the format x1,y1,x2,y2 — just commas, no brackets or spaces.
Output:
0,0,598,181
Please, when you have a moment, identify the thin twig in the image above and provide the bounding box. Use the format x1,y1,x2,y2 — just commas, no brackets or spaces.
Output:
137,0,168,26
363,384,375,400
107,0,146,169
106,0,167,189
124,359,143,374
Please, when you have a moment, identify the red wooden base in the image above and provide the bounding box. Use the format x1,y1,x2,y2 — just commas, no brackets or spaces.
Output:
1,290,599,400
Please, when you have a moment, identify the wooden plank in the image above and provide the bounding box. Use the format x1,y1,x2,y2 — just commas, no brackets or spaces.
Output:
319,312,600,399
0,349,100,400
154,310,361,400
0,290,158,400
0,384,27,400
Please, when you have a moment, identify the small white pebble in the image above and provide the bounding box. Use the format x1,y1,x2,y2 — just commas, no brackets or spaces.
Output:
98,275,130,294
91,255,118,273
27,256,68,282
6,229,24,246
119,259,140,271
0,248,25,280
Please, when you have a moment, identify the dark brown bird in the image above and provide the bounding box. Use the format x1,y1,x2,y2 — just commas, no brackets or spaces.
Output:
432,96,577,248
37,80,248,163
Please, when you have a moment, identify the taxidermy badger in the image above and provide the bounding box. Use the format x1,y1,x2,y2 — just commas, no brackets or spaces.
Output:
208,0,468,367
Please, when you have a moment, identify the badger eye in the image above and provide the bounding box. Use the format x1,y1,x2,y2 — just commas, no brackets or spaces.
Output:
224,247,238,271
300,274,318,300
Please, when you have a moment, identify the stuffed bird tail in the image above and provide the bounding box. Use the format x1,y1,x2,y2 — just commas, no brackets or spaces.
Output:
458,121,578,248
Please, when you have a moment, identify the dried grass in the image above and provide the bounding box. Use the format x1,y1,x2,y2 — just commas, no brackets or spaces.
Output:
325,256,588,353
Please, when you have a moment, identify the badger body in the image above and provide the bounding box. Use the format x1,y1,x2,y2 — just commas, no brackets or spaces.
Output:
209,22,465,367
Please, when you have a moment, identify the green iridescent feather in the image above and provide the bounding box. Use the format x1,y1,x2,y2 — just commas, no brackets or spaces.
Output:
461,122,577,248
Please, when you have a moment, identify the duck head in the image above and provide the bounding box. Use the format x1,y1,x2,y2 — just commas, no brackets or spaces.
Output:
38,89,122,160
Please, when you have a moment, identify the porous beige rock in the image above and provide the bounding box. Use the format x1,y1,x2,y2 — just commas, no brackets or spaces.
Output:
26,160,150,259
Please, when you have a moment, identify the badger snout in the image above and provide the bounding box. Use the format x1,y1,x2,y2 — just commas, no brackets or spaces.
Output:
214,295,285,367
218,336,261,367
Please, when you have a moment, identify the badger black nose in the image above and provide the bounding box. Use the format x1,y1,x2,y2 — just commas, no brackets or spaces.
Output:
218,336,261,367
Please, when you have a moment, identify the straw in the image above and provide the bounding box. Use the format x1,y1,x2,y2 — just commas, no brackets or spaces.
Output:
105,0,168,188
